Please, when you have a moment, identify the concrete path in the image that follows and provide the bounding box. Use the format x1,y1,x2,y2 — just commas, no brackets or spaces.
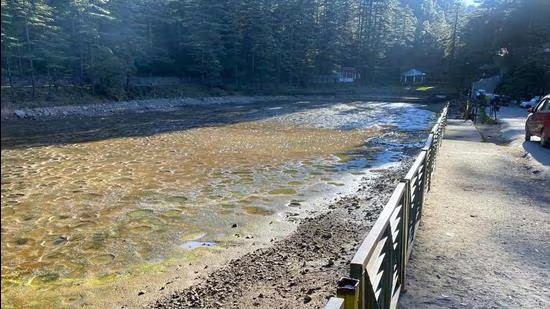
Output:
399,119,550,308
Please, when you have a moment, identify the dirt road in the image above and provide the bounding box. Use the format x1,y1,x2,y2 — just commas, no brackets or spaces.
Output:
399,119,550,308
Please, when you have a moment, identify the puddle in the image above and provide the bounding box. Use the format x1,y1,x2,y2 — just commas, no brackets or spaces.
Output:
180,241,217,250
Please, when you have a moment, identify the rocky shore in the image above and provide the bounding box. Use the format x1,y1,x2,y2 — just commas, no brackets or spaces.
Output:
3,94,423,121
5,96,294,120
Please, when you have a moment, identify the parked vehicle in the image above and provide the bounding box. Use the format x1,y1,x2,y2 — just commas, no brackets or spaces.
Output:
520,96,540,108
475,89,497,101
525,94,550,147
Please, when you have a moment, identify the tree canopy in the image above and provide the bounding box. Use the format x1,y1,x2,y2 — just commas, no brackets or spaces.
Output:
1,0,549,100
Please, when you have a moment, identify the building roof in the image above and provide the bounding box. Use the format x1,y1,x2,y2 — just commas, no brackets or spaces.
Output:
401,69,426,76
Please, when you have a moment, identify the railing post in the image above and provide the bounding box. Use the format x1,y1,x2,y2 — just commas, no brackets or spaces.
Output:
422,148,429,209
422,135,433,194
336,278,359,309
350,262,378,309
399,180,410,292
429,141,435,190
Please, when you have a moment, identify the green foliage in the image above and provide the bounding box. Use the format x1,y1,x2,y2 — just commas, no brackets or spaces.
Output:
90,48,125,99
2,0,547,102
453,0,550,97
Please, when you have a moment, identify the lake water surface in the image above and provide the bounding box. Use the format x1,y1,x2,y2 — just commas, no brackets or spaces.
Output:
1,99,436,307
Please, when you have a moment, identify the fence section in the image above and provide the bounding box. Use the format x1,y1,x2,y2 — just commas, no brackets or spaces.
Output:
326,104,449,309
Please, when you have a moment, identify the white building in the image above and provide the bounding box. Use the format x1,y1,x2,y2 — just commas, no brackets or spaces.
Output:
400,69,426,84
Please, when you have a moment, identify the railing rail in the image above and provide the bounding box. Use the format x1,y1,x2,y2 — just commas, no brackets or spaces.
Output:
328,103,449,309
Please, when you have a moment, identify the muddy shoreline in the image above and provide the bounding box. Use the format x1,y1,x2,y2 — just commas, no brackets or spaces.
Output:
148,157,414,308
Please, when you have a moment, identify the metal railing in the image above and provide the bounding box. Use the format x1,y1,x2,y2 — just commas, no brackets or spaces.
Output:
326,104,449,309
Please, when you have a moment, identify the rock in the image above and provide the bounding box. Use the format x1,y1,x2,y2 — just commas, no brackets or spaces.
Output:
323,259,334,268
303,295,312,304
52,236,68,245
231,223,238,228
288,200,302,207
14,110,26,118
138,291,145,296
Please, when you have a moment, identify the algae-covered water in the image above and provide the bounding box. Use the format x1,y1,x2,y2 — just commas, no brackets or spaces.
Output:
1,99,435,307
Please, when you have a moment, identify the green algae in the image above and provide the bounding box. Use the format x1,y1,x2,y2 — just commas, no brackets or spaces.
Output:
242,205,275,216
268,188,297,195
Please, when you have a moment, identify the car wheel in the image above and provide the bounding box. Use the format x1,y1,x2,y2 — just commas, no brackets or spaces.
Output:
525,126,531,141
541,129,550,148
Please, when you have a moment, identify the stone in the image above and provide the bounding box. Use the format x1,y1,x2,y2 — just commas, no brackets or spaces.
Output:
14,110,26,118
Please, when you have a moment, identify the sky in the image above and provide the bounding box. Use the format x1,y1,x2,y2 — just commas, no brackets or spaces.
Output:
462,0,480,6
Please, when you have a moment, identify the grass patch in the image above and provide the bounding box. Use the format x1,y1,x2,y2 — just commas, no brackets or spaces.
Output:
415,86,435,92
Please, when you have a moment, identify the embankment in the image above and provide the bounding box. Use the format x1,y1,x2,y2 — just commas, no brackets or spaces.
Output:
2,94,427,121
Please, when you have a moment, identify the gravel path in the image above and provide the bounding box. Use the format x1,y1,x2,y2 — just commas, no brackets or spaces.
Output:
150,160,414,308
399,119,550,308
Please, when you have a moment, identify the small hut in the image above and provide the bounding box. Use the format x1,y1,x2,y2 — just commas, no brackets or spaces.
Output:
338,67,359,83
400,69,426,84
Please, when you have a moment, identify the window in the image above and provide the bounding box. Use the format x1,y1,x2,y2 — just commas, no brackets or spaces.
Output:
535,99,550,112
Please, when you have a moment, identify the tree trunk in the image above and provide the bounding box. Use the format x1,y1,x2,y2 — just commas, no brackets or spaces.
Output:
148,19,153,50
251,51,255,85
7,58,17,103
47,67,53,100
17,46,24,76
24,21,36,98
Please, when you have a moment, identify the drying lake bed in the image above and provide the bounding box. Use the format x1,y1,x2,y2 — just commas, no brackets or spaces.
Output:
1,99,437,307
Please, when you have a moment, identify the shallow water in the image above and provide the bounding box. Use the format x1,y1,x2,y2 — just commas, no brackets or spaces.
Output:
1,99,435,306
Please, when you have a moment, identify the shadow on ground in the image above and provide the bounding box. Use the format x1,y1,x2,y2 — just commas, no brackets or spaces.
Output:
455,158,549,263
522,140,550,167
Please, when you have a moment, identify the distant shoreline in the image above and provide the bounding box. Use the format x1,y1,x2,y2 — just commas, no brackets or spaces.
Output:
2,93,439,121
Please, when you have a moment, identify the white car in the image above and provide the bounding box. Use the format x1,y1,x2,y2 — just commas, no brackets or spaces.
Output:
520,96,540,108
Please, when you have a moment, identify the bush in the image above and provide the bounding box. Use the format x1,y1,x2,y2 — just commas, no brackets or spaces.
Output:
90,49,126,99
